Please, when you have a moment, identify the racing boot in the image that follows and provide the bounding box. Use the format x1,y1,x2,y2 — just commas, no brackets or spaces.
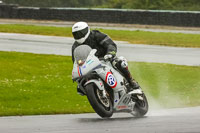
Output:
120,64,140,92
128,77,140,90
125,69,140,92
114,57,141,93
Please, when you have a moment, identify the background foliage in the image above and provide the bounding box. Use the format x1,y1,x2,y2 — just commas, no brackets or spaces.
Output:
3,0,200,11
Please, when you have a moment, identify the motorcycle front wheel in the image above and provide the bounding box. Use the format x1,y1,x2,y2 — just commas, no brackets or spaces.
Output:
85,83,113,118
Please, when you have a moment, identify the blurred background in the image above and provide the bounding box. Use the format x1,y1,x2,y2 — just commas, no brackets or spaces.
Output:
1,0,200,27
2,0,200,11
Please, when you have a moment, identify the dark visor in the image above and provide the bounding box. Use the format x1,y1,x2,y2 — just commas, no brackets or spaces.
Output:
72,27,88,40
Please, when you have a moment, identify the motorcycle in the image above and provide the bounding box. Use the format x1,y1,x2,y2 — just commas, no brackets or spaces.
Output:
72,45,148,118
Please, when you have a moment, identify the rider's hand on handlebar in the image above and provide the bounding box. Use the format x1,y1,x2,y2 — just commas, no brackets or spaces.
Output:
104,54,113,61
104,51,116,61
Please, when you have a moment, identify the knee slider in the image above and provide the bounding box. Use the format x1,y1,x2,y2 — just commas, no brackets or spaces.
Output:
118,56,128,68
121,60,128,68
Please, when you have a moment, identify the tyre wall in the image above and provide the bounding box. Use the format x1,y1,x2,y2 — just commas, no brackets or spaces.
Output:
0,4,200,27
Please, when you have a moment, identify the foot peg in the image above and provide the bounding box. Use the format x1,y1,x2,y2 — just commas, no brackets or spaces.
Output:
128,88,143,95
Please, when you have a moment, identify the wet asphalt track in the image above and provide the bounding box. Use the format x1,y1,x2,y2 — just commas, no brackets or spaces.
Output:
0,33,200,66
0,33,200,133
1,106,200,133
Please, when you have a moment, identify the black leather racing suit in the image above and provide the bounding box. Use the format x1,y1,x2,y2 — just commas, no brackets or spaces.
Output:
72,30,117,63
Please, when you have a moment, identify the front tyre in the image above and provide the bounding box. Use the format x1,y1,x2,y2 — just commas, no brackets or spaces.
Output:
85,83,113,118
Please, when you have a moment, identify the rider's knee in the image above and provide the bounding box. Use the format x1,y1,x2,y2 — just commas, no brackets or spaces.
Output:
113,56,128,69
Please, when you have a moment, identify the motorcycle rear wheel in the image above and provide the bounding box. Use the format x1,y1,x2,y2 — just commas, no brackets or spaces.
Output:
133,93,149,117
85,83,113,118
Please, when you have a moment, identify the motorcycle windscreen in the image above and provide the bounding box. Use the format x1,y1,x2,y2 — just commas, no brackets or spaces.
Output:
74,45,92,65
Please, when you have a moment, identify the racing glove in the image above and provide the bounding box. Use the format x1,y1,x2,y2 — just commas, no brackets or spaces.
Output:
104,51,116,61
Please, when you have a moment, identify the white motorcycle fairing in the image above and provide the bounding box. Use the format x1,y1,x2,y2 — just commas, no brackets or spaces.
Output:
72,49,137,113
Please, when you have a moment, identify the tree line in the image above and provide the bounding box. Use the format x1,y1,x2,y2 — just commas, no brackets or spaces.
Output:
106,0,200,11
3,0,200,11
3,0,108,7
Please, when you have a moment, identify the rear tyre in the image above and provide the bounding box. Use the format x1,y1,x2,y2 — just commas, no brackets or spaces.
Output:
85,83,113,118
132,93,149,117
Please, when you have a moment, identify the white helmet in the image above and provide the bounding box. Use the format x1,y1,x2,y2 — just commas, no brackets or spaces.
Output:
72,22,90,44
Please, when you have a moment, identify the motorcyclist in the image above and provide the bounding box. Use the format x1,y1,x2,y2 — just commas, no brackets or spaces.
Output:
71,21,140,95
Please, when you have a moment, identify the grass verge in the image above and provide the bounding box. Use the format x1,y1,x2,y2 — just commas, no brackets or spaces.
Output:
0,24,200,48
0,51,200,116
0,51,93,116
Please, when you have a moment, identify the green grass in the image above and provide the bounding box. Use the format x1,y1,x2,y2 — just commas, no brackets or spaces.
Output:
0,51,200,116
0,52,93,116
0,24,200,47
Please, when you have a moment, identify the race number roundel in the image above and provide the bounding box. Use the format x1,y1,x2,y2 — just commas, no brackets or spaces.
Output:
105,72,117,88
